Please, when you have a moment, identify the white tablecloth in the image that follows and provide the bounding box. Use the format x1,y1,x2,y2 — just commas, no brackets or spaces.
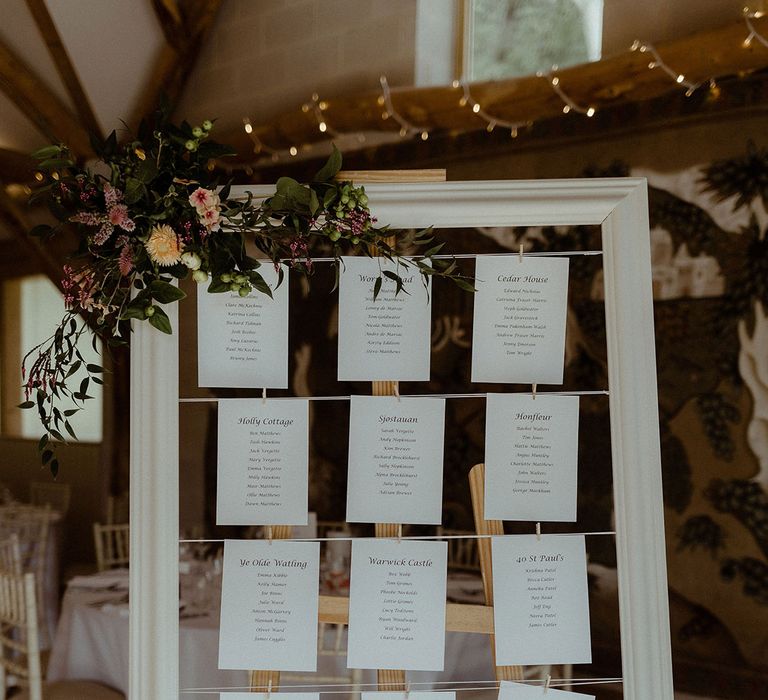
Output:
48,572,495,697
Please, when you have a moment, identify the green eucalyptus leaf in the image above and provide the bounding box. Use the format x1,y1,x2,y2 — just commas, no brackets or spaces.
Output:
124,177,144,205
148,307,173,334
149,280,186,304
314,145,342,182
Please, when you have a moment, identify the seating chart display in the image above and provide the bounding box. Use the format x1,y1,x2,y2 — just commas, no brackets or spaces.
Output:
130,178,674,700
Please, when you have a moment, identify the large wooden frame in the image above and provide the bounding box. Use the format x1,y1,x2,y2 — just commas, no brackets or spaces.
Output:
129,178,673,699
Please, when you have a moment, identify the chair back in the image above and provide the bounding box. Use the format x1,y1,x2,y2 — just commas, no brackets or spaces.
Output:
0,570,42,700
93,523,130,571
0,535,21,575
438,527,481,571
29,482,71,516
0,506,52,576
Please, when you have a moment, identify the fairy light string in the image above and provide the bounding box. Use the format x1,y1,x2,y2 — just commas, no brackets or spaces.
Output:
537,68,596,117
379,74,430,141
744,5,768,47
456,79,526,137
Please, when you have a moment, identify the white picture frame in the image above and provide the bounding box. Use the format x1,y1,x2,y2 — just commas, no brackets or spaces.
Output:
129,178,673,699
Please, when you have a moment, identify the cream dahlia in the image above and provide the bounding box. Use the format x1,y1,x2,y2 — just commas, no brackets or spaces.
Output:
145,224,181,266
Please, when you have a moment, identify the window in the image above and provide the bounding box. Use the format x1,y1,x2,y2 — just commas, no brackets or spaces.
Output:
464,0,603,81
6,275,103,442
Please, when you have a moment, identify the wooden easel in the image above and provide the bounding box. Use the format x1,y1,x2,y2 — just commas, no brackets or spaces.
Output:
248,169,522,692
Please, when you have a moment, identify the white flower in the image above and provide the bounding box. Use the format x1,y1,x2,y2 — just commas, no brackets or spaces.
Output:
180,251,202,270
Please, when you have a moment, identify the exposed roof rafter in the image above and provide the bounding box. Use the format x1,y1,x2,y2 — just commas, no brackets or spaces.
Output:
130,0,223,127
25,0,104,142
0,34,91,158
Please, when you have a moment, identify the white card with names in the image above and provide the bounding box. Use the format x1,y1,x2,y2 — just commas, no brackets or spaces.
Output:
346,396,445,524
485,394,579,522
347,539,447,670
471,256,569,384
363,693,456,700
499,681,594,700
217,399,309,526
223,695,320,700
198,264,289,388
492,535,592,666
218,539,319,671
338,256,431,381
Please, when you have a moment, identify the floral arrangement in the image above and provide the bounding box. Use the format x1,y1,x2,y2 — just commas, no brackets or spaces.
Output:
22,112,472,473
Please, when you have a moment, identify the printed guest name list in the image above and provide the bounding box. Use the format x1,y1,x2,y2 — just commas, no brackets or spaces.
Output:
219,540,319,671
471,256,569,385
338,256,431,381
492,535,592,666
347,396,445,525
347,539,447,670
485,394,579,522
197,264,289,388
217,399,309,526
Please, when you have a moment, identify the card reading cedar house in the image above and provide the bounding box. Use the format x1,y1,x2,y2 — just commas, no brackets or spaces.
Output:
471,256,569,385
492,535,592,666
218,539,319,671
197,264,289,388
499,681,594,700
346,396,445,524
347,539,447,670
338,256,431,381
484,393,579,522
216,399,309,526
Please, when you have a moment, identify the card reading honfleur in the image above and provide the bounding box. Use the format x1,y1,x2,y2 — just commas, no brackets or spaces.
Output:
346,395,445,524
347,539,447,670
484,393,579,522
198,264,289,388
216,399,309,526
492,535,592,666
338,256,431,382
219,540,319,671
471,256,569,385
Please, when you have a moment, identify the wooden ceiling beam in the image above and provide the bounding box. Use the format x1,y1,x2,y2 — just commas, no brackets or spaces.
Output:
0,35,91,158
0,148,36,184
130,0,223,128
219,16,768,164
25,0,103,141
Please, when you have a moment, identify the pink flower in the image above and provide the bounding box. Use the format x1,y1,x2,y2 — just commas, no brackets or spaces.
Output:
70,212,102,226
118,244,134,276
189,187,219,214
108,204,135,231
201,207,220,231
103,183,121,207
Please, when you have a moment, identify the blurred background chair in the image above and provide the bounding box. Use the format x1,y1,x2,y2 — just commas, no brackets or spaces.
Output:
0,506,55,645
105,492,129,526
29,483,71,517
0,569,124,699
93,524,129,572
438,527,480,572
0,534,21,575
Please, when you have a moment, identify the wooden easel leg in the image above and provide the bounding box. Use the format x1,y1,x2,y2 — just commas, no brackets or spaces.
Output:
469,464,524,682
247,526,293,691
